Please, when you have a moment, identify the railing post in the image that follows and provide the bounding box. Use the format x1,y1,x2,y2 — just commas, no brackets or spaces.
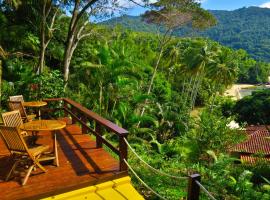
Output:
187,174,201,200
119,133,128,171
71,106,77,124
96,123,103,148
81,115,87,134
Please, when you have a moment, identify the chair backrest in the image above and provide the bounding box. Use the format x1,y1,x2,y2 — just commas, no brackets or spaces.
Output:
9,95,24,102
1,110,23,127
0,126,27,153
8,101,28,121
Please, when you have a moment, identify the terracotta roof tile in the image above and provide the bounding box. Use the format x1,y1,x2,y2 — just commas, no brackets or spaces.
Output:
231,127,270,155
240,155,270,164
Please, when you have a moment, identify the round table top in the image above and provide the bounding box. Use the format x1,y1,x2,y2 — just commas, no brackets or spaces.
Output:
20,120,66,131
23,101,47,107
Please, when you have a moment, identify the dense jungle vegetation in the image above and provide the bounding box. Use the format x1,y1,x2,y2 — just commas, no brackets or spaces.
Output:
233,89,270,125
0,1,270,199
103,6,270,63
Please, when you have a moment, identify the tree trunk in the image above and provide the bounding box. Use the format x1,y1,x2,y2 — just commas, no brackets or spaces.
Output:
137,29,173,121
210,84,219,113
139,47,164,118
136,46,164,128
191,77,201,109
62,0,99,86
63,39,73,83
37,0,57,74
38,42,46,74
182,76,194,110
63,2,79,85
111,100,117,116
63,35,78,89
37,0,47,74
99,81,103,115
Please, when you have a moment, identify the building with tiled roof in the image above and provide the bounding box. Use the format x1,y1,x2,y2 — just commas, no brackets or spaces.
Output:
231,126,270,164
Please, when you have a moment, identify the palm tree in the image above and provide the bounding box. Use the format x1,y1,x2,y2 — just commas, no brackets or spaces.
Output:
207,47,238,110
207,48,238,87
181,40,217,109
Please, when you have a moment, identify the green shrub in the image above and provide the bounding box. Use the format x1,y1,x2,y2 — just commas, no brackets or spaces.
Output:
28,70,64,100
234,89,270,124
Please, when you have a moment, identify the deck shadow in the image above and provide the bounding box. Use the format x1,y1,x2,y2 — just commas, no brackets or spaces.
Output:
61,127,104,173
56,130,91,176
0,156,12,181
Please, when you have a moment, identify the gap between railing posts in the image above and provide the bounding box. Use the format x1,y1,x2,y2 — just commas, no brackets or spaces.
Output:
187,174,201,200
63,101,68,117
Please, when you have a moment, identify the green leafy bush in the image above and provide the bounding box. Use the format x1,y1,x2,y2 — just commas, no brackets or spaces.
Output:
234,89,270,124
28,70,64,100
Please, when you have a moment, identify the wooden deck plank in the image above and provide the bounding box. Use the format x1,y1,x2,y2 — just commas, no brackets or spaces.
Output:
0,123,125,200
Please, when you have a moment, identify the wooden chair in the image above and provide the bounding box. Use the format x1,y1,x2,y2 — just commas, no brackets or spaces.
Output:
1,110,24,127
9,95,24,102
0,126,53,185
7,101,36,122
1,110,37,144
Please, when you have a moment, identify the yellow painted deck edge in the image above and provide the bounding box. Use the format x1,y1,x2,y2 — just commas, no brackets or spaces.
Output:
41,176,144,200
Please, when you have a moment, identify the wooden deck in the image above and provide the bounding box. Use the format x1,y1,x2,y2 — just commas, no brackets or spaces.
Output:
0,120,126,200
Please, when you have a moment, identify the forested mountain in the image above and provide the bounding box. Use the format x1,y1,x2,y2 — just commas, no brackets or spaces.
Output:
103,7,270,62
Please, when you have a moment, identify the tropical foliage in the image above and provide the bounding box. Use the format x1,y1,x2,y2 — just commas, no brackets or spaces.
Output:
234,89,270,125
0,1,269,199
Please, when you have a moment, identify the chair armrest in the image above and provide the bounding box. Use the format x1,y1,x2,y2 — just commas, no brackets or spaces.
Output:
20,131,29,136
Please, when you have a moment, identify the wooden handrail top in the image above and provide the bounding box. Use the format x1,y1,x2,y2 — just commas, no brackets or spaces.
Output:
43,98,63,102
63,98,128,135
43,98,128,135
63,107,120,155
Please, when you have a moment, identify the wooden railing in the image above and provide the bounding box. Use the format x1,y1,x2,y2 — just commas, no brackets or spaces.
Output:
43,98,128,171
188,174,201,200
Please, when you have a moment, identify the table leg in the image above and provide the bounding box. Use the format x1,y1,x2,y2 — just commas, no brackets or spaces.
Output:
37,107,41,119
53,131,59,167
31,131,38,145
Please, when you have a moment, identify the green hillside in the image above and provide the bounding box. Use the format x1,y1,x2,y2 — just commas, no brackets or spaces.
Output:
103,7,270,62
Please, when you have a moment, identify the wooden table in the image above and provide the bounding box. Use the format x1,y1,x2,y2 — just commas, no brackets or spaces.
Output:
23,101,47,119
20,120,66,166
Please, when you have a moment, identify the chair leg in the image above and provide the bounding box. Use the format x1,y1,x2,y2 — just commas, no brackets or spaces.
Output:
34,160,47,173
21,158,46,185
33,154,47,172
22,165,35,186
6,160,19,181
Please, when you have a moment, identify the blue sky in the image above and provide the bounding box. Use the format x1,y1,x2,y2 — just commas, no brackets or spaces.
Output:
127,0,270,16
202,0,270,10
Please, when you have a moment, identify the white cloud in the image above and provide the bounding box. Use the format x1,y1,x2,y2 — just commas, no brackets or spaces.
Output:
118,0,157,8
196,0,208,3
118,0,207,9
260,2,270,8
